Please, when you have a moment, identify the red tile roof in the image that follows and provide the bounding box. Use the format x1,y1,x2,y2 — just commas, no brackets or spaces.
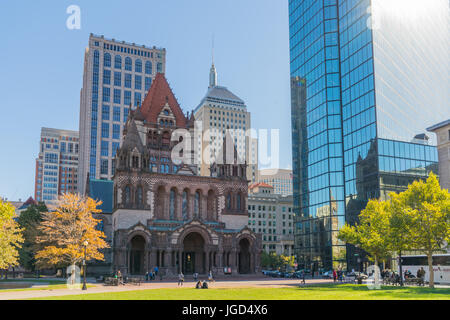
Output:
249,182,274,189
141,73,187,127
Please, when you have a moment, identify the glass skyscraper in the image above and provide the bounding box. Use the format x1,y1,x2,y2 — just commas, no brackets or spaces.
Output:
289,0,447,272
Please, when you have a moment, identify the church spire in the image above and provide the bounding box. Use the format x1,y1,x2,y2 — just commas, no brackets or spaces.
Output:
209,35,217,88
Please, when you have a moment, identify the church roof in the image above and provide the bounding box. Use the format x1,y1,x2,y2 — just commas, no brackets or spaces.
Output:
141,73,187,127
121,113,145,152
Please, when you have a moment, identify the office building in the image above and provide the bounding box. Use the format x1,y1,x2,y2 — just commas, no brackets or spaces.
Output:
248,183,294,256
289,0,446,271
428,120,450,191
258,168,293,195
193,62,255,181
34,128,79,205
78,34,166,193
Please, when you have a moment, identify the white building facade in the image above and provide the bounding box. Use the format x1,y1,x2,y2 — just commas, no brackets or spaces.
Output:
78,34,166,193
247,183,294,256
258,168,293,196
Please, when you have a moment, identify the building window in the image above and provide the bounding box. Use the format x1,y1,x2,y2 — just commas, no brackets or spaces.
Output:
114,55,122,69
113,89,121,104
103,70,111,84
124,74,132,88
102,105,110,120
170,189,176,220
135,59,142,73
113,107,121,122
145,61,152,74
125,57,132,71
135,75,142,90
104,53,111,67
136,186,143,205
157,62,162,73
134,92,141,107
182,191,188,220
194,191,200,217
114,72,121,86
145,77,152,91
100,159,108,175
113,124,120,140
101,123,109,138
124,91,131,105
101,140,109,157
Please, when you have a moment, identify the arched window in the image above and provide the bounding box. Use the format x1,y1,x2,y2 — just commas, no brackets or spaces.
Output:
236,194,241,210
226,193,232,210
169,189,176,220
157,62,163,73
135,59,142,73
194,191,200,217
145,61,152,74
182,191,188,220
104,53,111,67
136,186,143,205
125,186,131,204
125,57,132,71
114,55,122,69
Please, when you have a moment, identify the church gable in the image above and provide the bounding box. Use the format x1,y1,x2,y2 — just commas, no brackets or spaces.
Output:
141,73,187,127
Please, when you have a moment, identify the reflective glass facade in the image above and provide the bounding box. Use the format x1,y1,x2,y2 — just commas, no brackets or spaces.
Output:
289,0,443,271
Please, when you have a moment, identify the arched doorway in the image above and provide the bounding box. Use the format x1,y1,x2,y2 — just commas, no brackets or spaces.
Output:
129,235,145,275
182,232,205,274
238,238,251,274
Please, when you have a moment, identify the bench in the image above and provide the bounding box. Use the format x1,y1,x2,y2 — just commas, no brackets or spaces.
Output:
104,277,119,286
127,277,142,286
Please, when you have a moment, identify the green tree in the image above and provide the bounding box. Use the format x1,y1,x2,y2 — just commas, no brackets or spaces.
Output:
392,173,450,288
17,202,47,271
338,199,391,269
0,199,24,269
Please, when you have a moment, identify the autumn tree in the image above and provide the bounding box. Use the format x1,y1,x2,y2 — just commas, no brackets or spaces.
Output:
392,173,450,288
17,202,47,271
35,194,109,271
0,199,24,270
338,199,391,269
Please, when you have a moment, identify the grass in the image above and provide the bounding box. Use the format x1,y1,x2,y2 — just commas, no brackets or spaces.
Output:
29,284,450,300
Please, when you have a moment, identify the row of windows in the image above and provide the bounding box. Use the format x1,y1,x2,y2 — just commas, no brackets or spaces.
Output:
102,53,161,74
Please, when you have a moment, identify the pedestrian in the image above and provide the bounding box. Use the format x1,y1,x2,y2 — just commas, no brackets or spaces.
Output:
145,272,149,281
178,272,184,287
208,270,214,283
154,266,159,276
332,269,337,282
301,271,306,284
193,272,198,282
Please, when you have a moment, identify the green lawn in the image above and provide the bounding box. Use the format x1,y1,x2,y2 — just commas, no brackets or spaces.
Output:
30,284,450,300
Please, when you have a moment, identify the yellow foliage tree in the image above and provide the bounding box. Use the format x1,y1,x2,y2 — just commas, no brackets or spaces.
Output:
0,199,24,269
35,193,109,269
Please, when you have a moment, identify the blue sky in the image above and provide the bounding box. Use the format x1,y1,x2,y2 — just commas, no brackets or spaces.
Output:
0,0,292,201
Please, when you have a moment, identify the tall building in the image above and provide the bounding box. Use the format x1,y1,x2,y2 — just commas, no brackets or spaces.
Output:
86,73,261,276
34,128,79,205
78,34,166,193
289,1,446,271
248,183,294,255
193,63,255,181
428,120,450,191
258,168,293,195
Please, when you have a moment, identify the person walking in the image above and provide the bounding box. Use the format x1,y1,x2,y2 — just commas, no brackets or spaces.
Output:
301,271,306,284
208,270,214,283
178,272,184,287
193,272,198,282
332,269,337,282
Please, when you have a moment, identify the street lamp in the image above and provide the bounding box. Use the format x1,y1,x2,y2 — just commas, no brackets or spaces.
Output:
82,240,88,290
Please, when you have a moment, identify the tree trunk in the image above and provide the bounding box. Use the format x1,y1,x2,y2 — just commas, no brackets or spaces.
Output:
427,252,434,288
374,256,379,287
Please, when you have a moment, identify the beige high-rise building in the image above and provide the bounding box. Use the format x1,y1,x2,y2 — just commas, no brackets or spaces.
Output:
194,63,256,181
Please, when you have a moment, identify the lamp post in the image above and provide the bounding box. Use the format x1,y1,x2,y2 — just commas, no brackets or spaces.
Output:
82,240,88,290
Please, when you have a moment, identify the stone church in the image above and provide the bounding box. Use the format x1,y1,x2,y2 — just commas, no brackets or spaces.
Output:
94,73,261,277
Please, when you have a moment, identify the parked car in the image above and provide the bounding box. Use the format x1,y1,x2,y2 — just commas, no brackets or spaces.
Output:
322,270,333,279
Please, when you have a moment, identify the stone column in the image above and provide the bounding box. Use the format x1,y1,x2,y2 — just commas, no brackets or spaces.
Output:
165,249,171,269
201,194,208,221
205,250,210,273
189,193,195,220
150,251,157,270
178,250,182,273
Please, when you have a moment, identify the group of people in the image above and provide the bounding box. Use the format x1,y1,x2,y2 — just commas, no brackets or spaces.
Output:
178,270,214,288
332,269,344,282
